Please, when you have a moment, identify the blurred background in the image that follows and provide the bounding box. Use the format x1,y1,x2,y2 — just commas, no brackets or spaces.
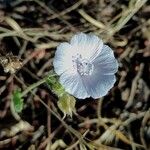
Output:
0,0,149,150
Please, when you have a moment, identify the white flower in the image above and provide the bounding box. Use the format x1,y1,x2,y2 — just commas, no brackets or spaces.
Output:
53,33,118,99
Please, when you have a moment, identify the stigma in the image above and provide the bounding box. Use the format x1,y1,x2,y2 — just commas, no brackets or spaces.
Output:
72,54,94,76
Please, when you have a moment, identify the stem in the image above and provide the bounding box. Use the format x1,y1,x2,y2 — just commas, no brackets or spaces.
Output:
21,74,56,97
21,78,46,97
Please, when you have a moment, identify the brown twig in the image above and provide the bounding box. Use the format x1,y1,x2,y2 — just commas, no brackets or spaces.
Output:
140,110,150,149
125,63,144,109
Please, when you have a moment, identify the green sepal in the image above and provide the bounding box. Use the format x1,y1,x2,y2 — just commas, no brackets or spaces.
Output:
57,93,76,118
46,76,65,97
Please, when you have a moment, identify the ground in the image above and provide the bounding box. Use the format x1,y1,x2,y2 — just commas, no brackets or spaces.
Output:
0,0,150,150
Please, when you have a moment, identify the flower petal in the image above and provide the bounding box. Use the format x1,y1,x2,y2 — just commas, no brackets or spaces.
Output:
70,33,103,61
53,42,75,75
83,72,116,98
59,71,90,99
93,45,118,75
53,33,118,99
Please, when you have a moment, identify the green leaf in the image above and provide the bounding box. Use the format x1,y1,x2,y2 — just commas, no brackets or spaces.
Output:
57,93,76,118
12,89,24,113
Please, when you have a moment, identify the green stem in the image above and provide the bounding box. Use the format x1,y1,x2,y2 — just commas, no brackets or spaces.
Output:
21,78,46,97
21,74,56,97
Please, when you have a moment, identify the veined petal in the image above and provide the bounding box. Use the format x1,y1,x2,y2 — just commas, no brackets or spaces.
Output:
59,71,90,99
93,45,118,75
53,33,118,99
70,33,103,62
83,71,116,99
53,42,76,75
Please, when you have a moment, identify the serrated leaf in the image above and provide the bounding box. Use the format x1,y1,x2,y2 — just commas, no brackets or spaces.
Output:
57,93,76,118
12,89,24,113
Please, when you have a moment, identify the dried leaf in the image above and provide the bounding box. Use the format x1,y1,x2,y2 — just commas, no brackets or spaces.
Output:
57,93,76,118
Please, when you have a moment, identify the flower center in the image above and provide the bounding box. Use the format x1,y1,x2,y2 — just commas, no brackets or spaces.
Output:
72,54,94,76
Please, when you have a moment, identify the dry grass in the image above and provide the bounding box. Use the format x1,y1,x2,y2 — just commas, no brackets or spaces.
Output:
0,0,149,149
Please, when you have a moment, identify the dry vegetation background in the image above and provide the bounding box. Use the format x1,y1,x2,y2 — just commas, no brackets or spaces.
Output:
0,0,150,150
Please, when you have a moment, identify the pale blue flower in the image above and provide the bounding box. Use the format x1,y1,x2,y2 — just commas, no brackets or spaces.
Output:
53,33,118,99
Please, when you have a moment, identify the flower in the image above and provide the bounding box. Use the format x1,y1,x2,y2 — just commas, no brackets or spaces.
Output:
53,33,118,99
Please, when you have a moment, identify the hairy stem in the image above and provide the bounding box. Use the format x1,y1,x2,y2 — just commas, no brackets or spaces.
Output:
21,74,56,97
